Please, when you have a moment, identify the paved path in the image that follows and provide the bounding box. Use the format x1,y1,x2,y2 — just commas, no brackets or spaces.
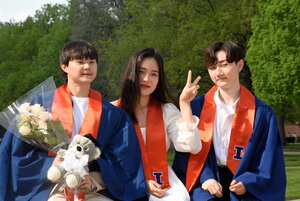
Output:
284,152,300,155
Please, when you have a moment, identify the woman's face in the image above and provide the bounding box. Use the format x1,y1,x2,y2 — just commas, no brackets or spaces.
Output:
139,57,159,97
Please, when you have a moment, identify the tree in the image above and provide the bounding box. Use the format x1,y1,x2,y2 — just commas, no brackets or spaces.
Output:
246,0,300,138
104,0,257,100
0,3,70,110
68,0,127,99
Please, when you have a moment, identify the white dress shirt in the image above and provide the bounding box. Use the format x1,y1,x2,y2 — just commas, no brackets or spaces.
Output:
213,89,239,166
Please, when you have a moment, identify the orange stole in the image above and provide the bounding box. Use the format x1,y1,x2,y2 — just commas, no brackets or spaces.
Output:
185,85,255,192
116,98,170,189
136,97,170,189
51,84,103,201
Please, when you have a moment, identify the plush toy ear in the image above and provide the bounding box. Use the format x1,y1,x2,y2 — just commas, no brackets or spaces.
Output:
92,147,101,160
83,134,100,147
83,134,101,160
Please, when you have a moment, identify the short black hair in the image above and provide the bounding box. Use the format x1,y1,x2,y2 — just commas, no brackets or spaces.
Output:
204,41,245,68
60,40,98,82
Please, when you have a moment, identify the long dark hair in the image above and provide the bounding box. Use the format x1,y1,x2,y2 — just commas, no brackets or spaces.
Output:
120,48,176,122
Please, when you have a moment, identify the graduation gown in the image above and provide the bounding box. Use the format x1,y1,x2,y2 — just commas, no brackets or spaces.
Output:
0,90,147,201
172,93,286,201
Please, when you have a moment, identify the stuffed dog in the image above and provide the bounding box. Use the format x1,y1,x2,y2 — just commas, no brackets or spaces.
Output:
47,134,101,189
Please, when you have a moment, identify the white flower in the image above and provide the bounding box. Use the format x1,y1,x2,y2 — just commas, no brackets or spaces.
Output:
19,125,31,136
18,113,31,122
31,104,44,116
38,120,48,130
39,111,53,121
19,103,31,113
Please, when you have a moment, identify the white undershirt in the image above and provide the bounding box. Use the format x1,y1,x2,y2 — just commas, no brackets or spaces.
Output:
213,89,239,166
71,96,89,137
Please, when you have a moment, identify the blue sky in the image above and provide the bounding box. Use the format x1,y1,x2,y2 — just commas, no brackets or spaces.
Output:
0,0,68,22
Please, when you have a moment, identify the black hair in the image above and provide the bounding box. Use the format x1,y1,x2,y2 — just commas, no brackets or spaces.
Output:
120,48,176,122
60,40,98,83
204,41,245,68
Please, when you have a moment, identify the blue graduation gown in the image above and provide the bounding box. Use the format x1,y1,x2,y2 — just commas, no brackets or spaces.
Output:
172,95,286,201
0,91,147,201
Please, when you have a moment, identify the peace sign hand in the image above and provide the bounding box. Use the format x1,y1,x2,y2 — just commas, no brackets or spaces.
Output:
180,70,201,103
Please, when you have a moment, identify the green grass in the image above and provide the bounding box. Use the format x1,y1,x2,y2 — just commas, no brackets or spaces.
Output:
284,146,300,200
168,151,175,165
286,167,300,200
283,144,300,152
284,155,300,167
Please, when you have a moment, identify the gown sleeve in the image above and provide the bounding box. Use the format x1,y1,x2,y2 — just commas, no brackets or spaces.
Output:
0,131,54,201
97,101,147,201
231,104,286,201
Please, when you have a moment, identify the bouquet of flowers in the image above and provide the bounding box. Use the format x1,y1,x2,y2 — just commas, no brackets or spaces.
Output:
16,102,69,152
0,77,69,154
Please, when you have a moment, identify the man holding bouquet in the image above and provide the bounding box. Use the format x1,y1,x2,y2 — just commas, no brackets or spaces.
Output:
0,40,147,201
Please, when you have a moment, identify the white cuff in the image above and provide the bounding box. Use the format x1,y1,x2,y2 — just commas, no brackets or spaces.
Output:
176,115,199,131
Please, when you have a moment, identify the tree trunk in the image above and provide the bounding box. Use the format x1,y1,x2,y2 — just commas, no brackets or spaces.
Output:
276,113,286,145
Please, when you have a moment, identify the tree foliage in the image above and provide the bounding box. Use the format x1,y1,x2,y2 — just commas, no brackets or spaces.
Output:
68,0,127,99
246,0,300,121
2,0,299,125
104,0,258,100
0,3,70,110
0,0,259,109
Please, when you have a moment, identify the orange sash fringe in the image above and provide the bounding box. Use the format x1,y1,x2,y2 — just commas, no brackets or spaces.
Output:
186,85,255,192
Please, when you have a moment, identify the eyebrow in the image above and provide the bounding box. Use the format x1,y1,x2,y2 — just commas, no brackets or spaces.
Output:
140,67,159,73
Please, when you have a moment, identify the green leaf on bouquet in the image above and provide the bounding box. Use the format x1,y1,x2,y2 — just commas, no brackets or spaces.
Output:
46,119,69,149
46,135,59,147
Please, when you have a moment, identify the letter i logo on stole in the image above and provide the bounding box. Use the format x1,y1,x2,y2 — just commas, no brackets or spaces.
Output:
153,172,164,185
233,145,245,160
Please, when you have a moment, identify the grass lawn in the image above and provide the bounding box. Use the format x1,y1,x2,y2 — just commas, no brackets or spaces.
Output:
284,154,300,167
283,143,300,152
168,151,175,165
286,167,300,200
284,144,300,200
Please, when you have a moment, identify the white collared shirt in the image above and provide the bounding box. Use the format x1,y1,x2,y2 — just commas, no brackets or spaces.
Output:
213,89,239,166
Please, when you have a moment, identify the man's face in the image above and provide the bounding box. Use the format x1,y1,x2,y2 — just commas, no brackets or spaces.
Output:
61,59,97,85
207,50,243,90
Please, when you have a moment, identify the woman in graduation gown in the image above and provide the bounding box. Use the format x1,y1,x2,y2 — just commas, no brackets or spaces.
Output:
112,48,202,201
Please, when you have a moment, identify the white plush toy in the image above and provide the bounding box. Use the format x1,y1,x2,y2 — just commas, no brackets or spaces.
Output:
47,134,101,189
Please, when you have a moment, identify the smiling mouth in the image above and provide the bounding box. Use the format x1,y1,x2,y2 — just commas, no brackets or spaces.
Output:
141,84,150,88
217,77,226,81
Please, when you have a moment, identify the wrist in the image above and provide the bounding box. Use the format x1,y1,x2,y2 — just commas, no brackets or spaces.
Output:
179,102,191,112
